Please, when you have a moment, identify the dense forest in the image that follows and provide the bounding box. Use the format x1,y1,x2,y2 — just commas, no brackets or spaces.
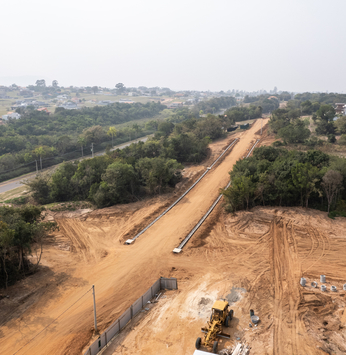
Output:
0,102,166,180
223,146,346,216
192,96,236,115
243,94,280,113
269,96,346,147
0,96,238,181
224,105,263,122
294,92,346,105
27,113,235,208
223,93,346,216
0,205,57,288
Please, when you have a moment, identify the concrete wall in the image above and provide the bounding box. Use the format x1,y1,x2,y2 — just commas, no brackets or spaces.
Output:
83,277,177,355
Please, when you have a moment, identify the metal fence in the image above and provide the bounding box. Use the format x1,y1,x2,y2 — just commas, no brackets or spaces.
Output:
83,277,178,355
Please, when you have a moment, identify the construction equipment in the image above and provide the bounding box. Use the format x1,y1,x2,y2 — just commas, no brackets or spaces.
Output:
195,300,233,354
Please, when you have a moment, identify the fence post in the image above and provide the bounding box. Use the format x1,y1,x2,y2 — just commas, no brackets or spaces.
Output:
92,285,97,333
130,305,133,319
105,332,107,346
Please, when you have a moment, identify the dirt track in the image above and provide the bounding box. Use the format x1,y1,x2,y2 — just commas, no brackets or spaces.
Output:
1,119,346,355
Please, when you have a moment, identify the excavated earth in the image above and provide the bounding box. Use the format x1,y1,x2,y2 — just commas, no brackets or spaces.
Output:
1,119,346,355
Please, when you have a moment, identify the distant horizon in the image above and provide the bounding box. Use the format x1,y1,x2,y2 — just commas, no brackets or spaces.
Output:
0,76,344,95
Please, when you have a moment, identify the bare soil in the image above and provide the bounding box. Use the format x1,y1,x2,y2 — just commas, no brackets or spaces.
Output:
1,119,345,355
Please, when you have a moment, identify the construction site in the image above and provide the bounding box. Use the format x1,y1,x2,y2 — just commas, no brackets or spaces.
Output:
1,118,346,355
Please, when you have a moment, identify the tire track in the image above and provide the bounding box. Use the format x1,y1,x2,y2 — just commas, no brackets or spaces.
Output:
271,218,323,355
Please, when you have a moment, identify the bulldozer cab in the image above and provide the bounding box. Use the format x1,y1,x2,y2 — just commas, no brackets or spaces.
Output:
211,300,229,321
211,308,223,320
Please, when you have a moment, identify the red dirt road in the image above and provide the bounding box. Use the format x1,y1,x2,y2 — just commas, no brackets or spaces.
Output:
0,120,268,355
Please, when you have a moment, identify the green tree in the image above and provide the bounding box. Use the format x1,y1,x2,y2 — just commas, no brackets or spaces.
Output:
315,120,335,135
52,80,58,88
321,170,343,213
136,157,182,194
316,104,335,122
132,123,140,139
328,134,336,143
49,162,78,202
107,126,117,147
291,162,320,207
335,116,346,134
25,175,51,204
71,155,111,199
35,79,46,87
77,136,86,157
100,161,137,204
0,222,14,289
158,121,174,136
82,125,106,144
92,86,98,95
115,83,125,94
223,175,255,211
56,135,71,153
34,146,47,170
277,121,310,143
145,120,159,131
338,134,346,145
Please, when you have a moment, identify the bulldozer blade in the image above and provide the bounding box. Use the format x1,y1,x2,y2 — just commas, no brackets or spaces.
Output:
200,329,230,339
217,332,231,339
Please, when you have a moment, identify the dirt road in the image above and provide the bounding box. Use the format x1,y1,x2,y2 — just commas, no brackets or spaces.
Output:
3,118,345,355
0,120,267,354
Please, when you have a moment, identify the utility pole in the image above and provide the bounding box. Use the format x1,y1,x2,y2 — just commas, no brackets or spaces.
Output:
91,143,94,158
92,285,97,333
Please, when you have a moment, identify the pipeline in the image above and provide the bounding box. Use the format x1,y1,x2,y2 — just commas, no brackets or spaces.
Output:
173,139,260,253
125,138,239,244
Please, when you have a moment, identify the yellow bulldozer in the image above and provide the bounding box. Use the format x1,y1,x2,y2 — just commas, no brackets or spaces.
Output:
195,300,233,354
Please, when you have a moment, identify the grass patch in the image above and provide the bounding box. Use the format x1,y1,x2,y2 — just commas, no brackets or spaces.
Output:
4,196,28,205
328,200,346,219
44,200,94,212
0,98,14,116
0,185,28,202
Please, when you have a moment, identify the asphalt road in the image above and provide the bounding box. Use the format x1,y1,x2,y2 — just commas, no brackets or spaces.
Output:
0,135,150,195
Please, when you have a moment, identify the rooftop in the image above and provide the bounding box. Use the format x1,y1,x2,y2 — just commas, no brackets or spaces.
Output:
212,300,228,311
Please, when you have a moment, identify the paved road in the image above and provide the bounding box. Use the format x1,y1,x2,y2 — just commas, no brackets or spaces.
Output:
0,136,150,194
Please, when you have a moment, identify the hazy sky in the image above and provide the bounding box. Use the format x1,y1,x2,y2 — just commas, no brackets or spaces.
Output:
1,0,345,92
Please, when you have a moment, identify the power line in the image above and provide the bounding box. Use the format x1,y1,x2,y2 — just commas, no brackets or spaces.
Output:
12,286,93,355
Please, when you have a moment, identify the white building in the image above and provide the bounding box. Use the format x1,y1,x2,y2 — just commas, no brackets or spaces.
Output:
2,112,21,120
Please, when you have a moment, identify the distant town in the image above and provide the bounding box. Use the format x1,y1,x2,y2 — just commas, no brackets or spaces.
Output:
0,80,287,121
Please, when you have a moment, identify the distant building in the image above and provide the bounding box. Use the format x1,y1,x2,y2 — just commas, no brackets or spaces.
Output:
2,112,21,120
167,102,183,109
58,102,78,110
98,100,114,105
335,103,345,115
119,99,134,104
37,107,50,114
